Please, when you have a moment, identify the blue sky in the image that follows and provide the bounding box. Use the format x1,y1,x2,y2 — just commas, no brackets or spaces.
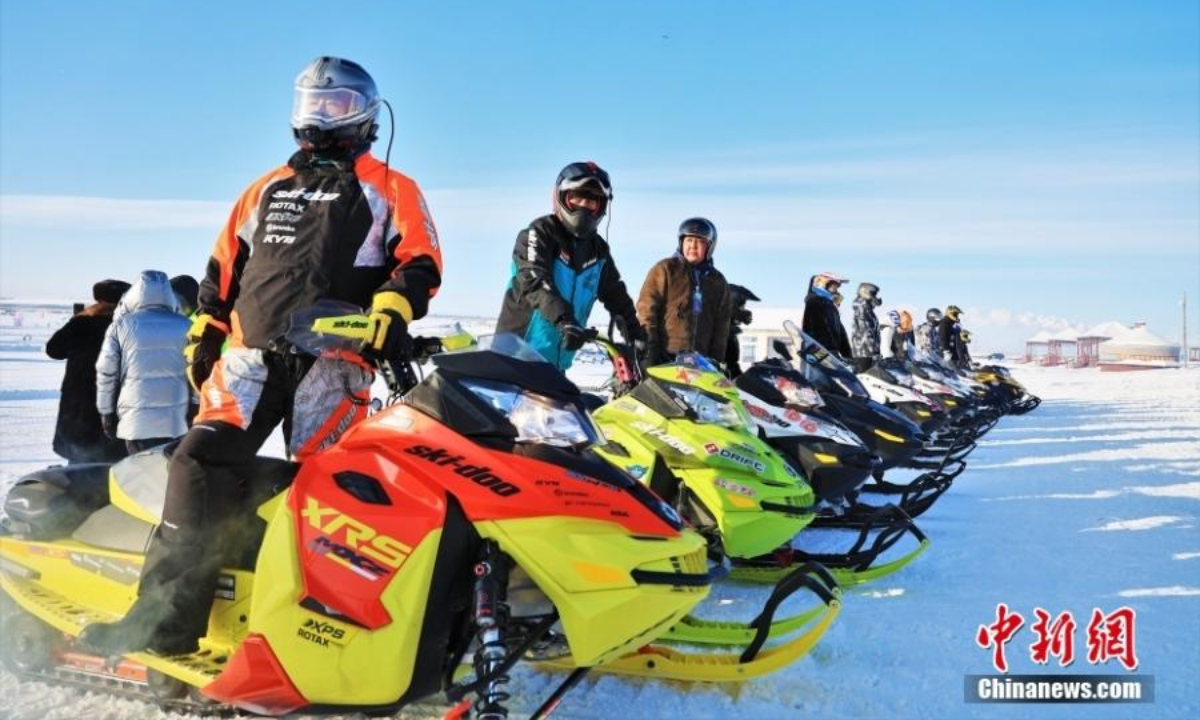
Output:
1,0,1197,352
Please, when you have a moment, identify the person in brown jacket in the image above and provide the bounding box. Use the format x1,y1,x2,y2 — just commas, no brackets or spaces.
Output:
637,217,733,366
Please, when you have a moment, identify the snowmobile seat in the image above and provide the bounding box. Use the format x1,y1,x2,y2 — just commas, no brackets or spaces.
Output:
72,504,154,554
2,463,111,540
109,444,300,526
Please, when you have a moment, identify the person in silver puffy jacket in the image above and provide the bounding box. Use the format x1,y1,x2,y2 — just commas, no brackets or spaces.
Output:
96,270,191,453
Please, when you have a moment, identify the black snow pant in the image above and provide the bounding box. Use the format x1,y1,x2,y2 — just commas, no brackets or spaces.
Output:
127,437,175,454
124,351,311,645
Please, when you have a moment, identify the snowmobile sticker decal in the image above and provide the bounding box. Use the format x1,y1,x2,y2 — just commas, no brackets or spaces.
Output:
714,478,757,498
404,444,522,497
301,497,414,576
67,553,142,586
629,421,695,456
296,617,351,648
703,443,767,474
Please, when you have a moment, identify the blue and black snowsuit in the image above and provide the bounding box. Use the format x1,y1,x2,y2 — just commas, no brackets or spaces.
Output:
495,214,640,370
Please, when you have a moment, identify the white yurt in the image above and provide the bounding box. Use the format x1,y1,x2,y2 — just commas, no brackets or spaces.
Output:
1076,321,1129,367
1098,323,1180,371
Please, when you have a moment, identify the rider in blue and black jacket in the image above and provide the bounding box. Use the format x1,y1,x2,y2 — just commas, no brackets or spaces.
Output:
495,161,645,370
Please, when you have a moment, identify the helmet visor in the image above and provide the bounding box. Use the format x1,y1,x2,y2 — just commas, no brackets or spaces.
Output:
558,164,613,200
292,87,374,130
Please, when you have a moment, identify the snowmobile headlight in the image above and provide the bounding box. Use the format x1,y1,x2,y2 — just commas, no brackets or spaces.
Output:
461,379,604,448
663,382,755,432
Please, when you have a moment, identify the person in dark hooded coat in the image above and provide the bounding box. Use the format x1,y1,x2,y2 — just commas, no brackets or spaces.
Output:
802,272,852,359
45,279,131,463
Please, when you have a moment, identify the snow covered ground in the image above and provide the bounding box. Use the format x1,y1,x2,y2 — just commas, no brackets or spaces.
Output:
1,311,1198,719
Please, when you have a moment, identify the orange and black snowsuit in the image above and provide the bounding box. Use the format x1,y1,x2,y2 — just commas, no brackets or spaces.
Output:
199,151,442,349
124,150,443,651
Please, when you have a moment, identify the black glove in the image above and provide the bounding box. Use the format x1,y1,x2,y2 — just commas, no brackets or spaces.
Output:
367,292,413,360
184,314,229,393
101,413,118,440
560,323,588,352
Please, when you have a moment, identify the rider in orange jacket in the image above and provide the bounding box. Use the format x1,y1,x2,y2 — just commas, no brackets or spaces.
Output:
81,57,443,655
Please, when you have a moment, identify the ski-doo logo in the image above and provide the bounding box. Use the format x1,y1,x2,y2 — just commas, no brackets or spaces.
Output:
704,443,767,474
629,421,694,456
297,618,348,648
301,498,413,578
272,188,341,202
404,445,522,496
331,319,370,330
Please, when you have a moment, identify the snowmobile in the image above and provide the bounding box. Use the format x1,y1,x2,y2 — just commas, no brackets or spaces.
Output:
856,360,949,435
732,357,929,583
974,364,1041,415
0,307,838,718
778,322,966,519
584,333,915,587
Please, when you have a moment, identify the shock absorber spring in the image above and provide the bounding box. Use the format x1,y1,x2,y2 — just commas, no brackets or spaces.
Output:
472,541,511,720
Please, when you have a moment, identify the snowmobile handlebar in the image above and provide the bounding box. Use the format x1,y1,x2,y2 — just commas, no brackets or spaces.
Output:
309,312,474,396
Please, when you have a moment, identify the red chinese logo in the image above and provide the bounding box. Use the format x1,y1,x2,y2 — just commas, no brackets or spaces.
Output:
977,604,1138,673
1029,608,1076,667
976,603,1025,673
1086,607,1138,671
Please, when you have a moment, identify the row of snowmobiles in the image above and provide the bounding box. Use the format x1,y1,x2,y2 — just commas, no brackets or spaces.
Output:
0,304,1041,718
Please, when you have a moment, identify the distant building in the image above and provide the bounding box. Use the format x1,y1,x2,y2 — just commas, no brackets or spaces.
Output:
1098,323,1180,371
737,307,807,364
1075,321,1129,367
1023,331,1051,364
1046,328,1081,366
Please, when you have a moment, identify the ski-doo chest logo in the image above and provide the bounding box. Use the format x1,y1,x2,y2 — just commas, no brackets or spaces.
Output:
404,445,522,496
302,498,413,581
272,188,341,202
704,443,767,474
297,618,348,648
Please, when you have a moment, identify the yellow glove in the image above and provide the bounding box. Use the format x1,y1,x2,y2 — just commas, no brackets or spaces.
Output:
367,292,414,359
184,314,230,392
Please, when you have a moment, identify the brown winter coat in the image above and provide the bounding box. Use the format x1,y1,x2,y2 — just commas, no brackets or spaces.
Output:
637,256,732,363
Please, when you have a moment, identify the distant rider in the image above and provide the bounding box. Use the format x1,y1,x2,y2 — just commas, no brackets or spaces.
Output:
850,282,882,371
802,272,852,359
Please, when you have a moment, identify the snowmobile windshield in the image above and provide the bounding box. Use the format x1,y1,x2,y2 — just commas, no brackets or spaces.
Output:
286,300,374,356
672,352,722,375
460,378,604,449
876,359,915,388
782,320,869,399
478,332,558,364
763,371,824,409
661,382,756,433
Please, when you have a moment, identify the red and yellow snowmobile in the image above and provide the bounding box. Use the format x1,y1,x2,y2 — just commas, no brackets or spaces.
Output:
0,306,838,717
